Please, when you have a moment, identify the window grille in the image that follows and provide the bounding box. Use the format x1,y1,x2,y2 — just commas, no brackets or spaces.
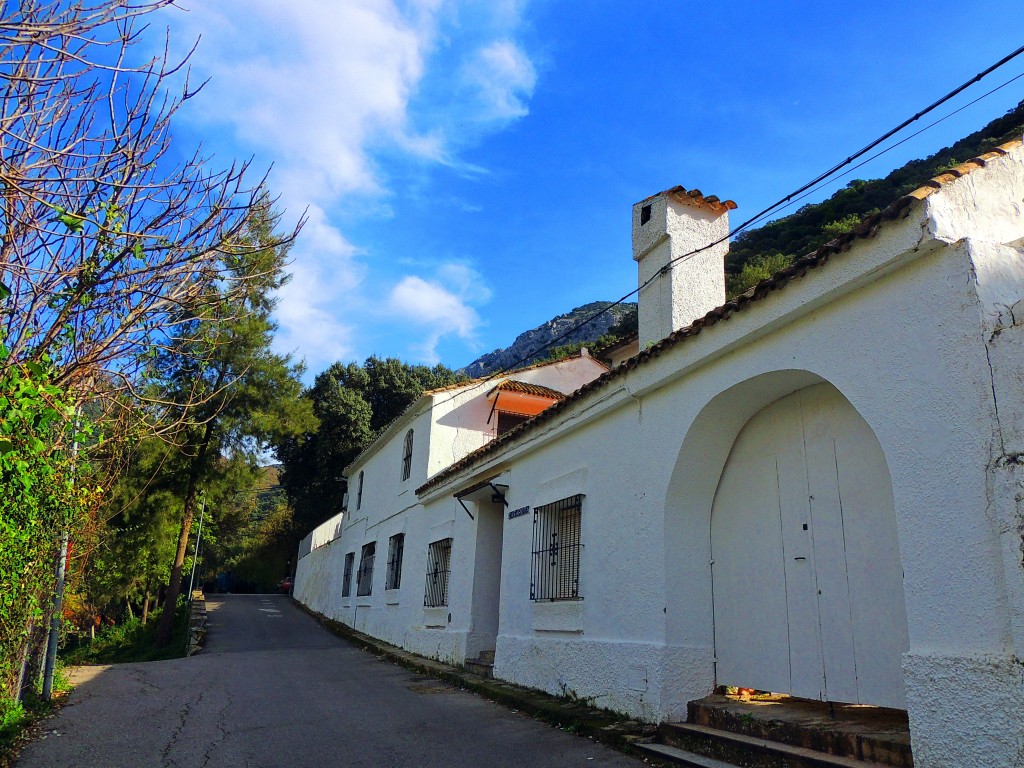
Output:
356,542,375,597
531,494,583,601
386,533,405,590
423,538,453,607
342,552,355,597
496,411,531,436
356,471,364,510
401,429,414,481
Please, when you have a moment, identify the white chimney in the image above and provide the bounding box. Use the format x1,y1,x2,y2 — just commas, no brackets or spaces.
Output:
632,187,735,348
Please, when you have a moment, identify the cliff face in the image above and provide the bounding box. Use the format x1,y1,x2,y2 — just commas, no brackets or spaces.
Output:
462,301,636,378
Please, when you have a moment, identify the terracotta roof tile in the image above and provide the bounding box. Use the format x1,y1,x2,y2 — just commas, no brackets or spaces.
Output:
639,185,738,214
415,138,1022,496
487,380,565,399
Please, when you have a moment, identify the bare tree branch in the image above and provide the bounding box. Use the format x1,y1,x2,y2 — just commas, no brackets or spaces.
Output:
0,1,304,426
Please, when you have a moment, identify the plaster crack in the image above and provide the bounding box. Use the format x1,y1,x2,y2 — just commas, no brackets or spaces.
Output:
983,343,1007,458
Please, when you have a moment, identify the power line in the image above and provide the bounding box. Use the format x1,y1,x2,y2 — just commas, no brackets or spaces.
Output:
741,69,1024,223
348,43,1024,455
434,43,1024,405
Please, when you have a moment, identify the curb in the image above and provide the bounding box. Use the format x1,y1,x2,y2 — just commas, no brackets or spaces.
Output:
186,591,207,656
293,600,657,757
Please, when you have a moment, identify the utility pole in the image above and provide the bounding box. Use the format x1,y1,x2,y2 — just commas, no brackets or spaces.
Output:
187,494,207,600
42,417,79,701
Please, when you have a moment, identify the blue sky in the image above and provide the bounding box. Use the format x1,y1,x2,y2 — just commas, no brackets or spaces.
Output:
160,1,1024,376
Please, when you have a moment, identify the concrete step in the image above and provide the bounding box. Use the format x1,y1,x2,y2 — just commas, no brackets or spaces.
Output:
634,741,736,768
687,695,912,768
659,723,896,768
478,649,495,663
464,659,493,678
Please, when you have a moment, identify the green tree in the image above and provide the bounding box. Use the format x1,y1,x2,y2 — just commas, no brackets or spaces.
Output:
86,437,180,623
277,358,463,534
153,202,314,646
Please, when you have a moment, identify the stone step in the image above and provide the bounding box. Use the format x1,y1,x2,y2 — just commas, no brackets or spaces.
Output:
634,741,737,768
478,649,495,663
659,723,895,768
464,659,493,678
687,695,911,768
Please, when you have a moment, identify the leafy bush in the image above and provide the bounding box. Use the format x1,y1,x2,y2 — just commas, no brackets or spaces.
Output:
0,342,98,703
0,698,24,740
726,252,796,297
64,604,188,665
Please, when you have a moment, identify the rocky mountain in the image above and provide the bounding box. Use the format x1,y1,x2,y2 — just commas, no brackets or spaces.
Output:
462,301,637,378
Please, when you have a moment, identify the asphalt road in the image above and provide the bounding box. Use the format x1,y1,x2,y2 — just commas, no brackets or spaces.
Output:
16,595,644,768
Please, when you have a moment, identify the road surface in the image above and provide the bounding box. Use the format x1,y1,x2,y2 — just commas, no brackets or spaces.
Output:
16,595,644,767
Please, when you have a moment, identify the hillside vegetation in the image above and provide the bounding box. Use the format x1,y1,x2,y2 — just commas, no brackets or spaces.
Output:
725,100,1024,294
465,101,1024,370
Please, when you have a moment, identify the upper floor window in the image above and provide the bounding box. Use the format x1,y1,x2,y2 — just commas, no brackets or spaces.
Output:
356,541,376,597
356,470,364,510
530,494,583,601
386,533,405,590
401,429,414,481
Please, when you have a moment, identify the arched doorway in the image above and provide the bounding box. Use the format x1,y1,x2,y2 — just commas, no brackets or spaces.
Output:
711,383,909,708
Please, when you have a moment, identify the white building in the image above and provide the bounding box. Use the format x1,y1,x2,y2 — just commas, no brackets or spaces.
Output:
295,139,1024,767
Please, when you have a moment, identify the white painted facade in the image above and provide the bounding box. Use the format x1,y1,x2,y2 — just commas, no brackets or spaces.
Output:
295,355,608,665
295,141,1024,767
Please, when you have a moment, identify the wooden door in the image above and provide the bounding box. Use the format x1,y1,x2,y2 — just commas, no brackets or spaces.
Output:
710,384,908,708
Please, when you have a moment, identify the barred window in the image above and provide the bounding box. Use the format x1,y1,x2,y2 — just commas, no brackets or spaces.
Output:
356,471,364,510
401,429,414,481
356,542,376,597
386,533,405,590
496,411,531,436
423,538,452,607
342,552,355,597
531,494,583,601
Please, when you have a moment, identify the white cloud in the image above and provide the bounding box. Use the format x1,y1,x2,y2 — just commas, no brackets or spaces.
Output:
161,1,535,370
273,206,364,363
461,40,537,122
170,0,430,198
386,266,488,363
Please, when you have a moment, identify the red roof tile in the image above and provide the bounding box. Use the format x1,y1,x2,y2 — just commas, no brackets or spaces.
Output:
639,185,738,214
487,380,565,399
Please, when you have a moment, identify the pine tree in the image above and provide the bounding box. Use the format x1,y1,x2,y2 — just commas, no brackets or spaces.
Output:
154,199,313,647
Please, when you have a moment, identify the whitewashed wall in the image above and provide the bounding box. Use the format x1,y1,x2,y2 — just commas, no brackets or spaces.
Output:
419,148,1024,766
293,356,607,664
296,145,1024,768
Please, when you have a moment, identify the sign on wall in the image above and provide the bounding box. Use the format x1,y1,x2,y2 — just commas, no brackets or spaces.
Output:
508,506,530,520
